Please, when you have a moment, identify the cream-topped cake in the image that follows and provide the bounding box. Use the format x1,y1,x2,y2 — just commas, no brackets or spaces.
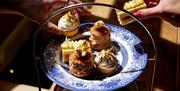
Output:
116,0,147,25
95,49,118,75
58,11,79,36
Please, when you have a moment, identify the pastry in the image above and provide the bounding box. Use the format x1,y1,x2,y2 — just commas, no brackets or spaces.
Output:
58,11,79,36
89,20,111,51
94,49,118,75
116,0,147,25
61,39,91,63
69,40,93,77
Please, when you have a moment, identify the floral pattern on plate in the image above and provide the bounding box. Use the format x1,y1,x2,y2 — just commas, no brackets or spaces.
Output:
42,23,147,91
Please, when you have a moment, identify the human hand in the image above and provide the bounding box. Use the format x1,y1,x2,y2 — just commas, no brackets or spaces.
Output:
18,0,90,35
134,0,180,26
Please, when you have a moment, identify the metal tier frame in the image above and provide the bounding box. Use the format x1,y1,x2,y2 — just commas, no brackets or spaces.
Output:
32,3,157,91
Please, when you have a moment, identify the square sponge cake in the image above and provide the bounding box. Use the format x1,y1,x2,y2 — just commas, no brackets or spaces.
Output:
116,0,147,25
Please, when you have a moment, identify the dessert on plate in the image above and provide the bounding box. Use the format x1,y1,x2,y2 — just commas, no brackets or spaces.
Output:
58,11,80,36
94,49,118,75
61,39,91,63
89,20,111,51
116,0,147,25
69,40,94,77
60,21,119,77
61,40,74,62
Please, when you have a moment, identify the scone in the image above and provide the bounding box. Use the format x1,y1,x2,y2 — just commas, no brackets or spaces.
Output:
58,11,79,36
89,20,111,51
94,49,118,75
69,40,93,77
116,0,147,25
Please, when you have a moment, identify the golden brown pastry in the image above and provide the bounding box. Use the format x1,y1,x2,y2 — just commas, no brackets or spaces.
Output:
89,20,111,51
116,0,147,25
69,40,93,77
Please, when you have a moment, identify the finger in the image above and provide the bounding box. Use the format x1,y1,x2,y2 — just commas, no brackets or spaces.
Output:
68,0,91,15
67,1,79,18
71,9,80,20
144,0,159,6
46,22,62,35
48,0,67,14
148,1,158,7
134,5,161,18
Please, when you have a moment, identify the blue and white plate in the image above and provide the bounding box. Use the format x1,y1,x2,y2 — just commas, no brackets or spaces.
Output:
42,23,148,91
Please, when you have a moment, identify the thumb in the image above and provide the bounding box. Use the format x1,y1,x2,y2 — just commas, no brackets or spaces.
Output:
134,5,161,18
46,22,62,35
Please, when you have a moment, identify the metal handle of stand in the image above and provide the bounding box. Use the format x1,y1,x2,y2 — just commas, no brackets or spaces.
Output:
33,3,157,91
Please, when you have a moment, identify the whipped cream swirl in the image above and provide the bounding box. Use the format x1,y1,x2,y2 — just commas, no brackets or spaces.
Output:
58,12,79,31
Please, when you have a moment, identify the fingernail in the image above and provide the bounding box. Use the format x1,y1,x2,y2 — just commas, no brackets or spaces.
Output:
134,11,143,18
